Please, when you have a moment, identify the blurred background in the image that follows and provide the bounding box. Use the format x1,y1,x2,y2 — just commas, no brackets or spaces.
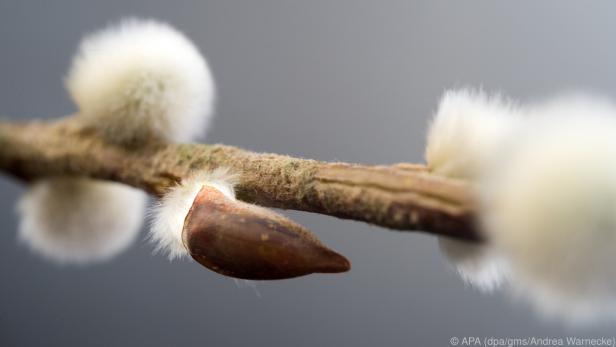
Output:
1,1,615,346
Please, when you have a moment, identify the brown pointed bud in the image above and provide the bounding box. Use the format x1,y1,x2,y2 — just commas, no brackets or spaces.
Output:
182,185,351,280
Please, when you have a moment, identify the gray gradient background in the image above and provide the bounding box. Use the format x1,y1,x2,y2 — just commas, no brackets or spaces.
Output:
1,1,615,346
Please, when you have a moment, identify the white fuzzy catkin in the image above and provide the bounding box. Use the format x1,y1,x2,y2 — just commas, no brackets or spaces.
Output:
18,178,146,265
480,95,616,322
425,89,522,179
17,18,216,265
66,18,215,144
149,168,238,260
427,89,517,291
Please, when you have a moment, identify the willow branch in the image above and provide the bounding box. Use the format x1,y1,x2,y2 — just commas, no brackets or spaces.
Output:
0,118,479,241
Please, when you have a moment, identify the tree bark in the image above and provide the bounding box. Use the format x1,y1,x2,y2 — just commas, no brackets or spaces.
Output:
0,118,480,241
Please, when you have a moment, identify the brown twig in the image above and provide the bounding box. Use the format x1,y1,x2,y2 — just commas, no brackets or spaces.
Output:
0,118,480,241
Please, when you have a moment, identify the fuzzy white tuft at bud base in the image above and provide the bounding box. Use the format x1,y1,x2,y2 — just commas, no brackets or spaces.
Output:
17,178,146,265
149,168,238,260
66,17,215,144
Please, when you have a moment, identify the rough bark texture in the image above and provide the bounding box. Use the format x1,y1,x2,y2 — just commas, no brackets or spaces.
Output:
0,118,480,241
